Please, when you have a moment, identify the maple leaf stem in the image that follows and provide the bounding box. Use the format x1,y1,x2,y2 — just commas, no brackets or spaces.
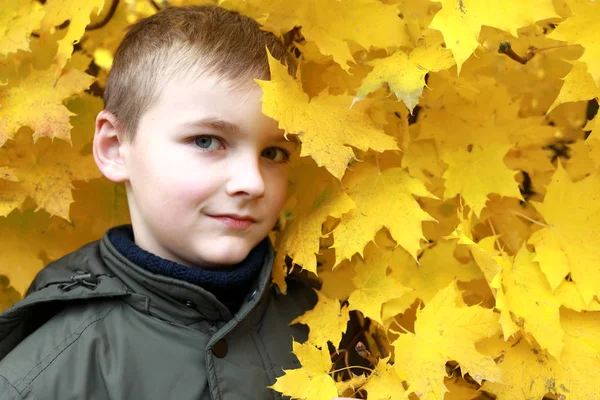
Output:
329,365,374,375
344,348,350,370
498,42,573,65
390,319,411,334
509,210,548,228
488,220,505,252
330,348,352,371
530,44,572,54
498,42,534,64
332,329,365,368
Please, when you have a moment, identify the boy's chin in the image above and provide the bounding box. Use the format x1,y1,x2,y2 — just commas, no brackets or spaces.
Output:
168,231,268,269
191,242,256,268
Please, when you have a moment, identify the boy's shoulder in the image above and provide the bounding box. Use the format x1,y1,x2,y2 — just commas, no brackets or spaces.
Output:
0,237,131,376
0,297,125,398
0,234,138,398
0,237,131,348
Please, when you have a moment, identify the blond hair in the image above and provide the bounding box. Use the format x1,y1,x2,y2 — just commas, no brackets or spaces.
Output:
103,5,294,142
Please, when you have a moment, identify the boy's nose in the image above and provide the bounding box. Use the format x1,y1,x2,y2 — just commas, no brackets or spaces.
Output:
225,156,265,198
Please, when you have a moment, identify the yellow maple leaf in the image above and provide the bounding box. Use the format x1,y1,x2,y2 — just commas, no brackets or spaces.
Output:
548,0,600,87
318,258,356,301
362,357,406,400
40,0,105,71
448,228,521,339
274,159,355,288
393,281,501,400
500,244,564,358
480,308,600,399
548,61,599,113
256,0,410,70
479,337,560,399
334,373,367,398
0,64,94,147
452,229,504,287
121,0,157,23
354,32,455,111
401,139,446,194
63,92,104,150
584,115,600,169
0,130,100,220
477,197,541,255
269,340,338,400
443,205,475,245
554,278,600,313
504,146,555,179
442,143,523,217
419,198,464,243
346,242,412,325
472,21,583,117
443,376,481,400
331,164,437,265
418,83,542,216
0,167,18,182
291,289,350,349
493,284,520,341
0,166,26,217
0,94,102,219
382,239,483,322
82,0,153,72
0,0,45,56
0,36,53,86
429,0,558,73
396,0,442,43
0,206,72,295
564,139,597,182
559,308,600,385
528,163,600,304
257,52,398,179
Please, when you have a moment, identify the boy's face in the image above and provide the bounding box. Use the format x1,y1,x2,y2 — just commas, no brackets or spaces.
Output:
116,73,295,268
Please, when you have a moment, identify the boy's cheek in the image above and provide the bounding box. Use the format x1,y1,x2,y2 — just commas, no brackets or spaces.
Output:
267,181,288,220
277,173,290,200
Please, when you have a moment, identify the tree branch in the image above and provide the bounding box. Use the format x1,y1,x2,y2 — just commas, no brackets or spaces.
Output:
86,0,120,30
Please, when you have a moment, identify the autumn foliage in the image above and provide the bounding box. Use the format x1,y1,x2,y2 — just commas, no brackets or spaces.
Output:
1,0,600,399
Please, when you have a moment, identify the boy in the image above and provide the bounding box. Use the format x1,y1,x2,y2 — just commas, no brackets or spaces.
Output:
0,5,317,399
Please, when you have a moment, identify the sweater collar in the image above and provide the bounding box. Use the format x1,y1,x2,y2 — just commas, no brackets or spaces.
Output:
107,225,266,313
99,225,275,324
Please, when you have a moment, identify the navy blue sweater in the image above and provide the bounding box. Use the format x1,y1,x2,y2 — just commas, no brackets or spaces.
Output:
108,225,267,313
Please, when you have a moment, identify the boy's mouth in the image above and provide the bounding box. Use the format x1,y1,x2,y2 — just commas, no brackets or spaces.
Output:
208,214,256,229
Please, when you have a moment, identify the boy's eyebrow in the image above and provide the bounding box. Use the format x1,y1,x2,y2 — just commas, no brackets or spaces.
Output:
181,117,297,145
181,118,241,134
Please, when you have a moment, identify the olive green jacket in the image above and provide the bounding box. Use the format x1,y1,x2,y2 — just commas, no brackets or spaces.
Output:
0,226,316,399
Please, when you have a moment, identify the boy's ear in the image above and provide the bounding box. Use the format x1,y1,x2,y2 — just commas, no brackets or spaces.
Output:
93,110,130,183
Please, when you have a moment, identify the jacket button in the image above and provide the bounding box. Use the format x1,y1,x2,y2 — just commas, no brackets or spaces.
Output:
212,339,228,358
184,300,196,309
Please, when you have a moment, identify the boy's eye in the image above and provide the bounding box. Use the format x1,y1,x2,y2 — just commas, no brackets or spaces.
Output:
262,147,289,163
194,135,222,150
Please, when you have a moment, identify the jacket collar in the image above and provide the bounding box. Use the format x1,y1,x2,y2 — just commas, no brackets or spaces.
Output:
99,225,275,325
107,225,267,313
